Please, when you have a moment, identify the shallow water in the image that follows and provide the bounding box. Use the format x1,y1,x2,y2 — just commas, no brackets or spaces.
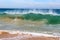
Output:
0,21,60,36
0,21,60,32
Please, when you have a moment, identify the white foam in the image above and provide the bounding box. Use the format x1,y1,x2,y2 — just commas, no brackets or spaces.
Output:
21,32,59,37
4,9,60,16
0,30,59,37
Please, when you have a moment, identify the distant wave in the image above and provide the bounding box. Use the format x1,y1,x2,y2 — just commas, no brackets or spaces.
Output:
0,9,59,16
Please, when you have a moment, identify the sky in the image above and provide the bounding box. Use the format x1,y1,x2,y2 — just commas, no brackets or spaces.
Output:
0,0,60,9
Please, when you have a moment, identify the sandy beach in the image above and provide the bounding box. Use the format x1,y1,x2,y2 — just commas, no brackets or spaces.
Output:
0,30,59,40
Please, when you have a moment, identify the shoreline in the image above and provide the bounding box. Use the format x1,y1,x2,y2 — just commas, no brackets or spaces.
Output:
0,30,59,40
0,30,59,37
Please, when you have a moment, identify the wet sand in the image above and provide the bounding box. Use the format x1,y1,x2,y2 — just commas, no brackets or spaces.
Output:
0,31,59,40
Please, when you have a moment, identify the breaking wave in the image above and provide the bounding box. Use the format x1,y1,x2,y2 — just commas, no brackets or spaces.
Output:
0,9,60,16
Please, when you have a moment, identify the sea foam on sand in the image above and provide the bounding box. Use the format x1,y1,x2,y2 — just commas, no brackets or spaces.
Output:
0,30,59,40
0,30,58,37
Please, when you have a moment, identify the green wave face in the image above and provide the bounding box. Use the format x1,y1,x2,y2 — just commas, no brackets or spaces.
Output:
0,13,60,24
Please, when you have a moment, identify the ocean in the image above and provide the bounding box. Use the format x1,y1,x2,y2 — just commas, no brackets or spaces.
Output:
0,8,60,37
0,8,60,15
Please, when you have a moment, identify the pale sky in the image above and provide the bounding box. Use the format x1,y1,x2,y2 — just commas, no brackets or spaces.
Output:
0,0,60,9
